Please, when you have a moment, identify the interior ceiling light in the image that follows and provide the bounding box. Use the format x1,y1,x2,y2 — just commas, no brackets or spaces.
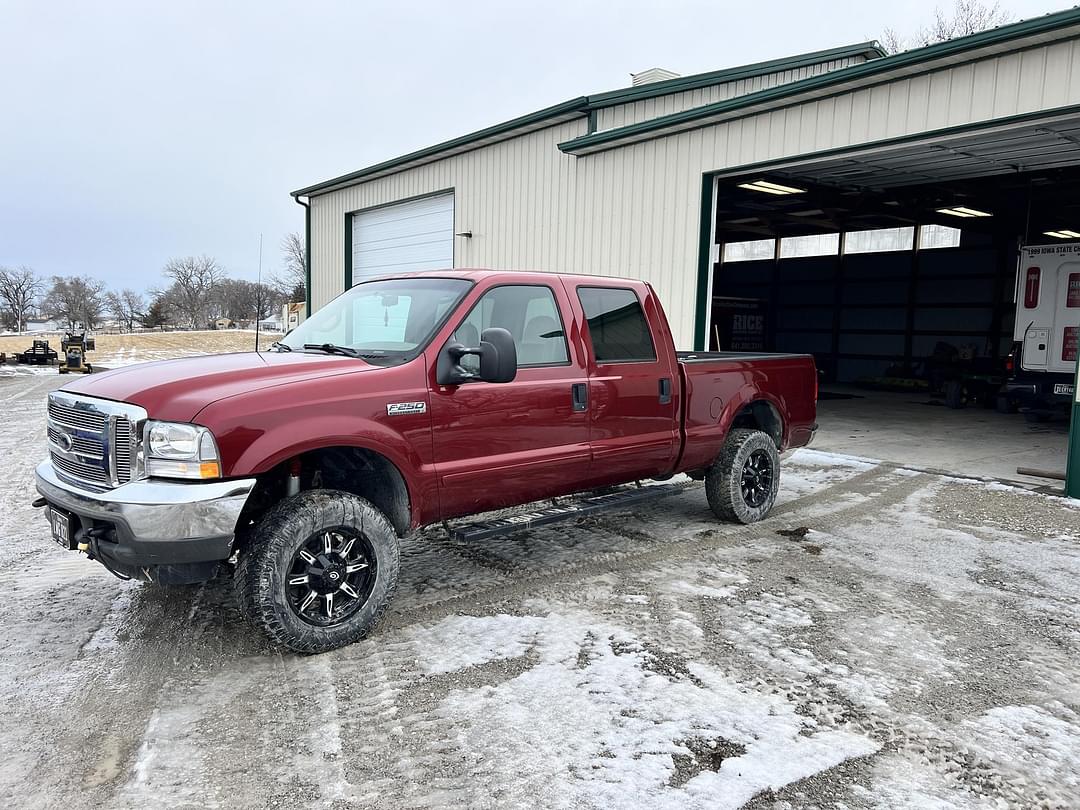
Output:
1044,229,1080,239
737,179,807,195
937,206,992,218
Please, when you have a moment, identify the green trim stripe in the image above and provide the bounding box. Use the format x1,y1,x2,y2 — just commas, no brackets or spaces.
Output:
694,175,716,351
586,42,884,109
344,213,353,290
559,7,1080,155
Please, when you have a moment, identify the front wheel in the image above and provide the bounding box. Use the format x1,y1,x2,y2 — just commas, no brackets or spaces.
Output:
234,489,400,653
705,428,780,524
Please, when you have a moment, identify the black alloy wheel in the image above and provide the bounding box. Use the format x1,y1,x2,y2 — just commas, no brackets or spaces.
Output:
705,428,781,524
286,529,376,626
740,449,774,508
234,489,400,653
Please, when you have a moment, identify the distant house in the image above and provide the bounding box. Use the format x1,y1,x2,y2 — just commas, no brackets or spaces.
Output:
24,318,63,333
283,302,306,332
215,318,234,330
259,317,284,333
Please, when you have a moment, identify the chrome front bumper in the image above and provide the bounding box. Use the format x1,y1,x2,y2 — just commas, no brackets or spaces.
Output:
34,459,256,566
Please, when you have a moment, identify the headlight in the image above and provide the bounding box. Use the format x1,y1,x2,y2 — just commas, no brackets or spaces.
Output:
144,421,221,480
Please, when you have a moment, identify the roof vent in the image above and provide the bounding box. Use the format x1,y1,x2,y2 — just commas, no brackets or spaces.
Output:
630,67,680,86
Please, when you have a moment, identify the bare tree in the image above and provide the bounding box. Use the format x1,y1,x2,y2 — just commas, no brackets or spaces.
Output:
882,0,1011,52
46,276,106,331
274,232,306,302
254,282,282,321
0,265,44,332
217,278,259,323
121,289,145,332
162,256,224,328
216,279,283,323
106,289,144,332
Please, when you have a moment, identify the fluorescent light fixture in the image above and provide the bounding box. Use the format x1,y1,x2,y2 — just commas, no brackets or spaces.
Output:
1043,229,1080,239
737,179,806,195
937,206,992,218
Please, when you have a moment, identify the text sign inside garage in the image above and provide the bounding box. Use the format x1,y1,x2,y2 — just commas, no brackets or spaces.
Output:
1068,273,1080,307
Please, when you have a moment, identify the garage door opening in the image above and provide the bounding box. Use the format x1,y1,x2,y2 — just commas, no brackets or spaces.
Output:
349,191,455,285
704,118,1080,393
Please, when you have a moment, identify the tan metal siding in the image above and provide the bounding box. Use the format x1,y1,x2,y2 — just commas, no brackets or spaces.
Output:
308,38,1080,347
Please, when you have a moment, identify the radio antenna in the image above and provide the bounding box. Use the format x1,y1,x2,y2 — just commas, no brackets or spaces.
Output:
255,233,264,353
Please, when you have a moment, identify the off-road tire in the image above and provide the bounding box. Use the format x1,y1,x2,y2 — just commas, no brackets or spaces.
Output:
705,428,780,524
234,489,400,653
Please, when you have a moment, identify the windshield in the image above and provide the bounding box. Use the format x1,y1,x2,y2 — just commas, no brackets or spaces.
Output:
279,277,472,363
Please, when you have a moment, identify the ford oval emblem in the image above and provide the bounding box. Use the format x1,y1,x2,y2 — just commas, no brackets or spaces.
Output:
55,431,74,453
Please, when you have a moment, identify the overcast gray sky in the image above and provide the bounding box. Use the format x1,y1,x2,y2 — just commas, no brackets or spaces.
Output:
0,0,1068,293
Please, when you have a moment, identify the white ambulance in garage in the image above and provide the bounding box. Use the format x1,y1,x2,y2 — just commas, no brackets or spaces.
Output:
1007,243,1080,418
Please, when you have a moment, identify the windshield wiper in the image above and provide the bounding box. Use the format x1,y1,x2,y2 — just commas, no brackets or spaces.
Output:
303,343,361,357
270,341,292,352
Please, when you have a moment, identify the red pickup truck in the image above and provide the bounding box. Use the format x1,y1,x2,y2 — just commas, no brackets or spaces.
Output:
34,270,817,652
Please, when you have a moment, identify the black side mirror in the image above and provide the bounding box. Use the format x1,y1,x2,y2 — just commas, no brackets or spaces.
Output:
478,327,516,383
436,327,518,385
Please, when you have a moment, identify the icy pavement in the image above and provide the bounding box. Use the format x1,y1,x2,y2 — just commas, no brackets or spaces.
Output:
1,373,1078,809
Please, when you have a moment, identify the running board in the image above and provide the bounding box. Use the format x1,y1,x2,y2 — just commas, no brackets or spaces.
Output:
449,482,690,543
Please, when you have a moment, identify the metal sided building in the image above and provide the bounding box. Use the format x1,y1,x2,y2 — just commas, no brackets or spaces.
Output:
293,8,1080,381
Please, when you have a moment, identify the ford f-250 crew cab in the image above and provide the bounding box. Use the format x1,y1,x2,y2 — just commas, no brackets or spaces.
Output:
34,270,817,652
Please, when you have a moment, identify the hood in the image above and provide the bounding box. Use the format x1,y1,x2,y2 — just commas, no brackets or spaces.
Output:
61,352,380,422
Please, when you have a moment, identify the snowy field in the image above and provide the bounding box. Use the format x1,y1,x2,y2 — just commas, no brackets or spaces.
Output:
0,329,282,371
1,371,1078,809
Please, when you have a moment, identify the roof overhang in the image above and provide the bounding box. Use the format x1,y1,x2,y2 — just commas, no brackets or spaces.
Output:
291,98,589,198
559,7,1080,156
291,42,887,199
711,107,1080,241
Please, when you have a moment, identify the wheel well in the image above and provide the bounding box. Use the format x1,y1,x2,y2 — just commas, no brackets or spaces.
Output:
730,400,783,448
239,446,412,537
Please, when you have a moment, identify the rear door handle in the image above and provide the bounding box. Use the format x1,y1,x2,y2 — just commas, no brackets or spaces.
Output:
571,383,588,412
658,377,672,405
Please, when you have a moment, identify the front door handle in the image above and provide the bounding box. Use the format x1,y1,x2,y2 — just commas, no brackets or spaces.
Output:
571,383,588,412
658,377,672,405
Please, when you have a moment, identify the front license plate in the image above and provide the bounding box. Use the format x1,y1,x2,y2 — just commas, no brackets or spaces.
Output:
48,507,71,549
1053,383,1075,395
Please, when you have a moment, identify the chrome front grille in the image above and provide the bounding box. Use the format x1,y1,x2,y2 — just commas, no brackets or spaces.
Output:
47,399,107,432
52,453,111,485
114,419,133,484
47,425,104,458
46,392,147,490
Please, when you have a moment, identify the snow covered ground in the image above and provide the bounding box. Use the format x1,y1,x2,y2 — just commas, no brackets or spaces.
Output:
1,371,1078,809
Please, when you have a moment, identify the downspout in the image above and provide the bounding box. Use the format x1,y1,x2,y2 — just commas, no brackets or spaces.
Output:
293,194,312,318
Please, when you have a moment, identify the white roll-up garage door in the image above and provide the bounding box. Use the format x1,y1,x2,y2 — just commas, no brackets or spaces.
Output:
351,192,454,285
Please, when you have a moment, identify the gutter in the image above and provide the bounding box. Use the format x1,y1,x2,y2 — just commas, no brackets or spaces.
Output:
293,195,311,317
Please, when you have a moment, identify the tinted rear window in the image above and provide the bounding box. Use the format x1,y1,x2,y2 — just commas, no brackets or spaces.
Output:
577,287,657,363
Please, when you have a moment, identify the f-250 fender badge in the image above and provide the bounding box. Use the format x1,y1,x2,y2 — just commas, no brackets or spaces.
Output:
386,402,427,416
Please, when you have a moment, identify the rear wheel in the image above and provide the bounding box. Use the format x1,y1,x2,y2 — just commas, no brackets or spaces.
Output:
705,428,780,524
234,489,400,653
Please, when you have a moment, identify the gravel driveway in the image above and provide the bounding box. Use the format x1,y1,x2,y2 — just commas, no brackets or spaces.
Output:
2,369,1078,809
